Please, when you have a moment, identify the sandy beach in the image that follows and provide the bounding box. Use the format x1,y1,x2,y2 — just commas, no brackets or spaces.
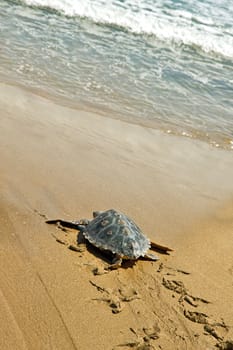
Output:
0,82,233,350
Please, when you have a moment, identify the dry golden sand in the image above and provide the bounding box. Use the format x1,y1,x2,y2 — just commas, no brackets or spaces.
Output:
0,82,233,349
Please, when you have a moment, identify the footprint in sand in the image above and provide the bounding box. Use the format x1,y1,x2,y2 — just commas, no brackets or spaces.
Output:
161,274,229,345
113,324,160,350
162,277,210,306
89,280,140,314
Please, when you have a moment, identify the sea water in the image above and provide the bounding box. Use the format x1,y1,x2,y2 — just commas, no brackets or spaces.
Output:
0,0,233,150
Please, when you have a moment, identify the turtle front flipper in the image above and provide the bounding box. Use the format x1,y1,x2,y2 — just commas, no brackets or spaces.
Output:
150,241,173,253
46,219,88,231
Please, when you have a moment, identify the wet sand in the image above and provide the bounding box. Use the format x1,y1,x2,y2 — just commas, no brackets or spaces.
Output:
0,82,233,349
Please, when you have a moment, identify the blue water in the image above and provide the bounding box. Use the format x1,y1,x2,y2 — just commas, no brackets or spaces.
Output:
0,0,233,149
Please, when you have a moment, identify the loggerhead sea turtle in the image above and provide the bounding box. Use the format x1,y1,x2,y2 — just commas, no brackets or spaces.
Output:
46,209,173,268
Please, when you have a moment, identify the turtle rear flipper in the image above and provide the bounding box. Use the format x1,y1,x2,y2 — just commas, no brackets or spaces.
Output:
143,253,159,261
108,254,123,269
150,241,173,253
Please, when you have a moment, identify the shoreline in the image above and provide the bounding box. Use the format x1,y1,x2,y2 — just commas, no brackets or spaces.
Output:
2,77,233,153
0,82,233,349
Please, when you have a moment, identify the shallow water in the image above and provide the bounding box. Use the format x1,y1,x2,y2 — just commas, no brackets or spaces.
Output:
0,0,233,149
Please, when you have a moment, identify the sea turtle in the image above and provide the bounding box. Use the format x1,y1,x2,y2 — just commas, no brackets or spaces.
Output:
46,209,172,268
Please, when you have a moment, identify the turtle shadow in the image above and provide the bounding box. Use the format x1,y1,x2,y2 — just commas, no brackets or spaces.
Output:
77,231,136,269
77,232,167,269
77,231,113,264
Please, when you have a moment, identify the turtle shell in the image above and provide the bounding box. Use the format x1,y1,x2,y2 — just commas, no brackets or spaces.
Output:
83,209,151,259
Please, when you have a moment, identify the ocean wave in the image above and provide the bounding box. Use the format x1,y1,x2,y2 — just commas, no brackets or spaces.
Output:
14,0,233,59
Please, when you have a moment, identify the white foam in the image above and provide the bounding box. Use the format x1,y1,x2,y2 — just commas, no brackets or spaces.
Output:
22,0,233,59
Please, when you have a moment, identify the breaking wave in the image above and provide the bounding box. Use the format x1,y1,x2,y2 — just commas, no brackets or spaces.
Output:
17,0,233,60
